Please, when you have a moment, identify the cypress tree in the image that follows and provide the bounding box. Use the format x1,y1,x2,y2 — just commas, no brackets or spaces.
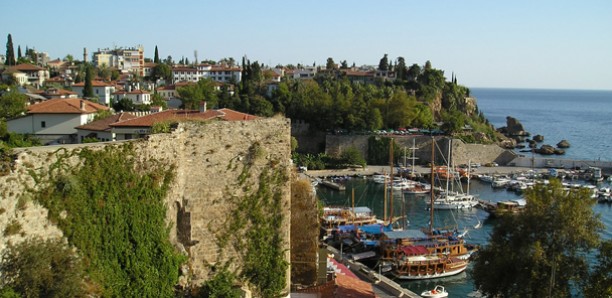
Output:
17,45,22,59
5,34,16,66
154,46,159,64
83,64,94,98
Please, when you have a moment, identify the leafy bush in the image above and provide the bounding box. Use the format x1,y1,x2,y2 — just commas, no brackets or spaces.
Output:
0,238,85,298
198,268,242,298
33,143,185,297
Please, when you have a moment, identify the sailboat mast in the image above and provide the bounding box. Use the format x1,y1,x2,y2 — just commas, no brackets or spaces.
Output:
383,176,387,224
430,136,435,234
389,138,394,226
352,188,355,225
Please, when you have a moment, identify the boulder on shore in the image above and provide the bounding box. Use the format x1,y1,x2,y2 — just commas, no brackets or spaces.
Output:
535,144,556,155
554,148,566,155
557,140,571,148
533,134,544,142
504,116,529,136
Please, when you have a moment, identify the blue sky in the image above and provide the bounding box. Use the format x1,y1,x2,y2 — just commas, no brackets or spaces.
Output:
2,0,611,90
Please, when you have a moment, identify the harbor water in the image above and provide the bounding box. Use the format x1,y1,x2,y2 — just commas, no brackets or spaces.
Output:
318,88,612,296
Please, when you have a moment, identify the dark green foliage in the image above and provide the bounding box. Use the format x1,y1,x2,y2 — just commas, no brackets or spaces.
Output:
154,45,160,64
583,240,612,297
32,144,184,297
0,132,41,148
217,149,289,297
472,179,603,297
367,136,401,165
152,63,172,82
177,78,219,109
112,97,135,111
198,267,242,298
340,146,366,168
0,90,27,119
378,54,389,71
5,34,15,66
0,238,86,298
83,64,94,98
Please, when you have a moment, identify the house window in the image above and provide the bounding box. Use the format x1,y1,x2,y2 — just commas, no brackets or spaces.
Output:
125,134,133,140
41,121,46,128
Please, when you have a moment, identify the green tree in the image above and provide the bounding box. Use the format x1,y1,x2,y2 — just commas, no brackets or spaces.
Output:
93,109,113,121
340,146,366,168
378,54,389,71
326,57,336,70
16,45,21,60
151,63,172,82
112,97,135,112
472,179,604,297
153,45,160,64
249,95,274,117
151,92,168,109
0,90,27,119
396,57,407,81
5,34,16,66
583,240,612,297
0,238,86,298
83,64,94,98
177,78,219,109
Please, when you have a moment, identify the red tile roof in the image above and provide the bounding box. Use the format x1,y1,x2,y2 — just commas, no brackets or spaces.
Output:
27,98,109,114
112,89,150,95
334,274,376,298
110,108,258,128
75,112,137,131
72,80,114,87
8,64,45,72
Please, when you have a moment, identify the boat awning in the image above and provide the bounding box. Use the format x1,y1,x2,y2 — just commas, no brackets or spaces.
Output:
359,224,392,235
337,225,356,233
400,245,430,256
353,206,372,215
383,229,428,240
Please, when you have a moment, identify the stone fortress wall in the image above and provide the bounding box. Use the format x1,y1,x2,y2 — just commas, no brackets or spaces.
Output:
0,117,293,290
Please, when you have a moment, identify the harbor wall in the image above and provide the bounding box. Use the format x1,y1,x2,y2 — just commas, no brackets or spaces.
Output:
0,117,293,291
325,135,517,166
509,156,612,173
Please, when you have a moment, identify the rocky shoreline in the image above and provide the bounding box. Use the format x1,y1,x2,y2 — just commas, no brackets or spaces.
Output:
497,116,571,156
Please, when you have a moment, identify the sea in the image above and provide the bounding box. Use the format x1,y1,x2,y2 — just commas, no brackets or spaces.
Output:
317,88,612,297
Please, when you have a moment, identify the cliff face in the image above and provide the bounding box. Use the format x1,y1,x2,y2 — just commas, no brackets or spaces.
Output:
0,117,293,292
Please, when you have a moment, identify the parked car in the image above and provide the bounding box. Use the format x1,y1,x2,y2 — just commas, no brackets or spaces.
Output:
485,162,498,167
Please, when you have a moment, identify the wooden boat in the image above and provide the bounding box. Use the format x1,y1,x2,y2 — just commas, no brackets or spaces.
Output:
383,137,473,280
390,253,468,280
421,285,449,298
320,206,378,239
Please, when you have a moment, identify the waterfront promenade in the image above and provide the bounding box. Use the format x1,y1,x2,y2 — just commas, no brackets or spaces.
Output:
305,164,537,179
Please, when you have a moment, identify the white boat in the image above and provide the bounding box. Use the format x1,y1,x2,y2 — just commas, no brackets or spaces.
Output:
372,174,389,184
491,178,511,188
421,285,449,298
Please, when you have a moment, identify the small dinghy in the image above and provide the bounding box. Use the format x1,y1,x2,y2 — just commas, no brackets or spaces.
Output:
421,285,448,298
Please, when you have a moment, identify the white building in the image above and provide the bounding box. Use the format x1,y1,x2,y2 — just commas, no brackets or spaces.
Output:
113,89,151,105
75,112,137,143
92,46,144,76
72,80,116,106
7,98,109,144
172,66,200,83
1,64,50,87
